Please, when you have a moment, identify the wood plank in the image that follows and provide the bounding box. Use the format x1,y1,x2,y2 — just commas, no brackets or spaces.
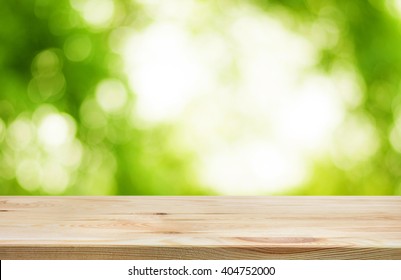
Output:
0,196,400,259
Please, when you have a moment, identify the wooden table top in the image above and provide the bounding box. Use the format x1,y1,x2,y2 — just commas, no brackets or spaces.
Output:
0,196,400,259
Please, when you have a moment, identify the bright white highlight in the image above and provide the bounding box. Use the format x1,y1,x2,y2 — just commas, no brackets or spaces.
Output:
125,23,207,122
200,142,307,194
38,113,76,148
70,0,114,28
96,79,127,114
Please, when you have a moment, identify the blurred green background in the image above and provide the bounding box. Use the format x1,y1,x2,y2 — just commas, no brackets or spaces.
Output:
1,0,401,195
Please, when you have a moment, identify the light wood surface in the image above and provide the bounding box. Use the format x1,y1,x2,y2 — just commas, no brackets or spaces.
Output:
0,196,400,259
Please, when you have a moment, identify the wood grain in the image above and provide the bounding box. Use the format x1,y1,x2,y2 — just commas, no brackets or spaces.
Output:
0,196,400,259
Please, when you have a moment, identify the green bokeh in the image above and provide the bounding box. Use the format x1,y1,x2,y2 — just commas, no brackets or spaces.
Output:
1,0,401,195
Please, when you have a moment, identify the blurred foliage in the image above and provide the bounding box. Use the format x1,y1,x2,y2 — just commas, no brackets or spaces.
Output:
0,0,401,195
0,0,207,195
256,0,401,195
